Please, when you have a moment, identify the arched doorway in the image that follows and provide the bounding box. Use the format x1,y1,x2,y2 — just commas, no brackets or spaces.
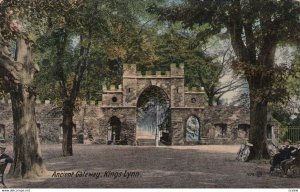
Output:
107,116,121,144
185,116,200,142
136,85,171,144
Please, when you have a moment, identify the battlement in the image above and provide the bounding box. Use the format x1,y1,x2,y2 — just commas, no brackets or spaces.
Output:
184,86,205,93
123,63,184,78
136,71,171,77
0,98,102,106
102,84,122,92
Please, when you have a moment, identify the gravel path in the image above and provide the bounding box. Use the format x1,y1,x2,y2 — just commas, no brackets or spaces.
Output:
3,144,300,188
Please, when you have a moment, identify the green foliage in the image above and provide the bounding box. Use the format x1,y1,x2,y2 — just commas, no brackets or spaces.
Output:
149,0,300,41
286,46,300,98
148,0,300,159
149,0,300,104
145,24,242,106
33,0,167,102
270,103,300,142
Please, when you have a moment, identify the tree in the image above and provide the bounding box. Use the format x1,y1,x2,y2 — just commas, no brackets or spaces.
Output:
287,44,300,99
36,0,106,156
186,42,245,106
0,1,47,178
35,0,162,156
149,0,300,159
154,26,244,106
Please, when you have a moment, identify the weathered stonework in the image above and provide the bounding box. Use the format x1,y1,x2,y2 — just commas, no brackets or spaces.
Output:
98,64,206,145
0,64,280,145
98,64,279,145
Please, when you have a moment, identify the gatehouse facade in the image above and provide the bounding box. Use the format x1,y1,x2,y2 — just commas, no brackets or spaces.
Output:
0,64,280,145
100,64,206,145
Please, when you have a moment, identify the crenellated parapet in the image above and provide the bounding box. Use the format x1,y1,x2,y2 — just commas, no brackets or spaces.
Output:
102,84,122,93
101,84,123,107
125,63,184,79
0,98,102,106
184,86,206,108
184,86,205,93
136,70,171,78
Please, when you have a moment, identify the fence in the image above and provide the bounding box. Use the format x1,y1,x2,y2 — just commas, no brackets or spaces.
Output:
286,126,300,144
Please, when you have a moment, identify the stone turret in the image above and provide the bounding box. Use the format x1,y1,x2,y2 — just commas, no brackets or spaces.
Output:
170,63,184,77
123,64,137,107
170,64,185,107
123,64,136,77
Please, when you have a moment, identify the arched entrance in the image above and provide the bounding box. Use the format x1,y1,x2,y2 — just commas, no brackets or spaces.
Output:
107,116,121,144
136,85,171,144
185,116,200,142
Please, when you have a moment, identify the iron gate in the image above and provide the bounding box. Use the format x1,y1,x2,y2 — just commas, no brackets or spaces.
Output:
286,126,300,144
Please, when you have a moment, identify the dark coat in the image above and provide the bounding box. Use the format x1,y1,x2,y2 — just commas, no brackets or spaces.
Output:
272,147,294,167
279,147,294,159
0,153,13,163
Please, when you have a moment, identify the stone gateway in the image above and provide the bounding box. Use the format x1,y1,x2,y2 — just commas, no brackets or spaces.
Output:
0,64,279,145
98,64,278,145
100,64,206,145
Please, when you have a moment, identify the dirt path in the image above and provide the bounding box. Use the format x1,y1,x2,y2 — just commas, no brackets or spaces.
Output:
3,144,300,188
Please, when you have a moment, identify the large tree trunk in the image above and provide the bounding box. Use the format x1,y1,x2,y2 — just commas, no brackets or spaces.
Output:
1,38,46,178
52,28,91,156
227,3,277,159
248,86,270,160
62,99,74,156
246,74,273,160
9,84,46,178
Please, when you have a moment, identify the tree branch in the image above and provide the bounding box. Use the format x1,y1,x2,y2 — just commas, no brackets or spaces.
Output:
244,20,256,64
0,34,21,84
227,0,249,62
214,79,245,95
54,29,68,99
258,14,277,67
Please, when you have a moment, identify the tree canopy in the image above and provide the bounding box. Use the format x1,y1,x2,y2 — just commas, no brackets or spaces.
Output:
148,0,300,159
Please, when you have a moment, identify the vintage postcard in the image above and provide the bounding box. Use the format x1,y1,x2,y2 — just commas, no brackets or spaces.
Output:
0,0,300,191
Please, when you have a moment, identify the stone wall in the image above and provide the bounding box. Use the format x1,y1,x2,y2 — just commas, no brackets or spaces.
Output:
201,106,250,144
171,108,202,145
102,92,123,107
0,102,62,143
77,105,104,144
171,78,185,107
0,64,280,146
184,92,205,108
0,102,279,145
99,107,136,145
136,78,172,100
